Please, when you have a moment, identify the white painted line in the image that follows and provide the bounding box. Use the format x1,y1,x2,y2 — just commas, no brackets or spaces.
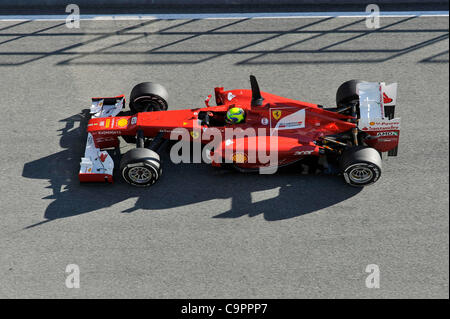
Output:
0,11,448,21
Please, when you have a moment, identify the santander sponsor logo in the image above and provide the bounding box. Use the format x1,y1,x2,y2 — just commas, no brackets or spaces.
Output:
362,119,400,131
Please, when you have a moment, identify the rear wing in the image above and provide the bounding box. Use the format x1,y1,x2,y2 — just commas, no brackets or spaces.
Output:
358,82,400,156
78,95,124,183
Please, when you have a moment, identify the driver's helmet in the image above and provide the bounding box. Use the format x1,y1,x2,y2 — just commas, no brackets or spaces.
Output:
226,107,245,124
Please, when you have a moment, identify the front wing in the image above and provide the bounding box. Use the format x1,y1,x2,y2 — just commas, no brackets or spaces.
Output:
78,95,124,183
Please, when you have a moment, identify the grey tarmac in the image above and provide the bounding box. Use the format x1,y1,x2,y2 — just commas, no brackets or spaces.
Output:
0,15,448,298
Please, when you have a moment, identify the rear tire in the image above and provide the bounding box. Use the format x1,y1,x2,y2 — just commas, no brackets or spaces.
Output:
340,147,382,187
120,148,161,187
336,79,365,107
129,82,168,114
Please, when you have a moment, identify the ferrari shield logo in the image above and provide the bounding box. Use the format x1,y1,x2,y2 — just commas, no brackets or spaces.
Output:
272,110,282,120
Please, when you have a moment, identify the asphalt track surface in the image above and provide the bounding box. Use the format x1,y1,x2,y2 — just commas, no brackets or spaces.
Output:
0,15,448,298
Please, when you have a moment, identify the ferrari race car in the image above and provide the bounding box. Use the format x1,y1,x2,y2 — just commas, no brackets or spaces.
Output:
79,76,400,187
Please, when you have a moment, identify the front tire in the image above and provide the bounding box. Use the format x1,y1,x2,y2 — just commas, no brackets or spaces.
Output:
340,147,382,187
120,148,161,187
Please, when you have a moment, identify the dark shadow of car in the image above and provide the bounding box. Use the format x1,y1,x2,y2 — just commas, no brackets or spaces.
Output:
22,110,362,228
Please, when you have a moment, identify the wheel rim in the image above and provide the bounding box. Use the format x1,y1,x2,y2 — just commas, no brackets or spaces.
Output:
348,166,373,184
133,96,164,112
134,98,156,112
128,167,152,184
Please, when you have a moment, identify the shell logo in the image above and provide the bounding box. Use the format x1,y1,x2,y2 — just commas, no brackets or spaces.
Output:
232,152,248,164
117,118,128,128
369,121,375,126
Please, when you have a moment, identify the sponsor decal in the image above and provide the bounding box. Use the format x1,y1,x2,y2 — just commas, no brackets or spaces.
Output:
261,117,269,125
105,118,111,128
294,150,314,155
160,128,186,134
274,109,306,130
190,131,200,139
94,130,121,135
376,131,398,136
378,138,394,142
227,92,236,101
117,118,128,128
99,121,104,126
232,152,248,164
131,117,137,125
278,122,303,129
383,92,393,104
367,125,400,131
364,119,401,131
272,110,282,120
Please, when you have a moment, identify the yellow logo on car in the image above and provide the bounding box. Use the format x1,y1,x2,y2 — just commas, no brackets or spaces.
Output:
190,131,200,139
272,110,282,120
232,152,248,163
117,118,128,128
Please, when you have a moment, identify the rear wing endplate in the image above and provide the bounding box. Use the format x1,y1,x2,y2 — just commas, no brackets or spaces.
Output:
358,82,400,156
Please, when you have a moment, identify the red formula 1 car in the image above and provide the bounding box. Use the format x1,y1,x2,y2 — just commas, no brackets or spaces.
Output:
79,76,400,187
